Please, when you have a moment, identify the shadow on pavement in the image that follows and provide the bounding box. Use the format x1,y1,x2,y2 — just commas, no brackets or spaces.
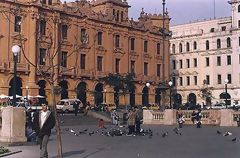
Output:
51,150,86,158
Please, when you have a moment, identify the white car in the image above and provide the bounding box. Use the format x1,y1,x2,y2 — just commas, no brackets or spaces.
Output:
56,99,82,113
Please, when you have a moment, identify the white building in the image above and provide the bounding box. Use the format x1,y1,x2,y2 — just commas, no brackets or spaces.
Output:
170,0,240,108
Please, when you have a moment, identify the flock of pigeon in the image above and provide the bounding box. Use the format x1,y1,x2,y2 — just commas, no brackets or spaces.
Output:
60,125,238,143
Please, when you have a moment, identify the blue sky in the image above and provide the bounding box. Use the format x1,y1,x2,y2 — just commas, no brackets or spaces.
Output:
64,0,231,25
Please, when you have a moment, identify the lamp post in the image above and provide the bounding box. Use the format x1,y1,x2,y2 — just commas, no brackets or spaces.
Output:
168,81,173,109
224,79,229,109
26,86,29,107
104,88,107,104
146,82,150,106
12,45,20,107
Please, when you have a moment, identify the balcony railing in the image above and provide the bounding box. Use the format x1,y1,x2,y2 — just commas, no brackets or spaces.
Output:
9,62,30,74
60,66,75,77
76,68,92,78
37,65,51,75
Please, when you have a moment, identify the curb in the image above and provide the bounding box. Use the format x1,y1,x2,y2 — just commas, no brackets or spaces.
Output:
0,150,22,157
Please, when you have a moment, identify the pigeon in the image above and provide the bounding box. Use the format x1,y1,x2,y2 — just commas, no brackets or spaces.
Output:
70,129,75,133
89,131,94,136
83,129,88,132
217,130,222,135
162,132,168,138
74,133,79,136
232,138,237,142
223,131,232,136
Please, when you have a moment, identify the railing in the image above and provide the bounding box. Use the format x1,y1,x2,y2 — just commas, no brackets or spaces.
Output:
37,65,51,75
76,68,92,77
152,111,164,120
60,67,75,76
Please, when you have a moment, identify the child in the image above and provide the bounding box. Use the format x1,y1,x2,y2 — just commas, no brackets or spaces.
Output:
178,114,185,128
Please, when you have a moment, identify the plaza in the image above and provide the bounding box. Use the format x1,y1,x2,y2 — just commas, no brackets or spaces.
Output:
5,114,240,158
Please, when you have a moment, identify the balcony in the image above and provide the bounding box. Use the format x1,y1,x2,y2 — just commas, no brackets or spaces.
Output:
59,67,75,77
8,62,30,74
37,65,51,75
0,61,7,72
95,71,107,78
76,68,93,78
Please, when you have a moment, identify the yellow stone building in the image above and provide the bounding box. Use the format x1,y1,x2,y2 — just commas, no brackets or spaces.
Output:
0,0,171,107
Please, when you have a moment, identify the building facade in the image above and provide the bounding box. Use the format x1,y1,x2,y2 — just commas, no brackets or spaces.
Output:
0,0,171,107
170,0,240,107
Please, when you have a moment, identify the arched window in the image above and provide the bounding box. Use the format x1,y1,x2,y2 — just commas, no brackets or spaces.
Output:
227,37,231,48
238,5,240,12
179,43,182,53
193,41,197,50
172,44,175,54
186,42,190,52
206,40,209,50
217,39,221,49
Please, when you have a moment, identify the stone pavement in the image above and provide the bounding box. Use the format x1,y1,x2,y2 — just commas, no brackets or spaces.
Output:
4,114,240,158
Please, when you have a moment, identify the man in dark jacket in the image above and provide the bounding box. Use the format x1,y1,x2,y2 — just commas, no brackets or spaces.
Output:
33,103,55,158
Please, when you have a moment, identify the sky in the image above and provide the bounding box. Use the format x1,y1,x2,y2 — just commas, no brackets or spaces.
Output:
64,0,231,25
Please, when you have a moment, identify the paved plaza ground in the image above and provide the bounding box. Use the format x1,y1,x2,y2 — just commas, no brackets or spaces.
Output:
5,114,240,158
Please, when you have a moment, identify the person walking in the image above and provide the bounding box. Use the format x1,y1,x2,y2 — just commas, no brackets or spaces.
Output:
191,110,197,124
73,101,79,116
135,108,142,135
177,114,185,128
127,109,136,136
83,102,90,116
32,103,56,158
196,109,202,128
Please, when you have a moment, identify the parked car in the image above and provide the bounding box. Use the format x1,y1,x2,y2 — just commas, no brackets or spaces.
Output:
56,99,83,113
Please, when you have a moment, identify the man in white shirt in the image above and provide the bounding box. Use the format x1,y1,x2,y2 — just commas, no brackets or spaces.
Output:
33,103,55,158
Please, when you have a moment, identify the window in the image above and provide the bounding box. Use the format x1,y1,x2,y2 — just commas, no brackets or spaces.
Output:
238,20,240,28
39,19,46,35
227,55,231,65
80,28,86,43
131,60,135,74
115,58,120,73
115,35,120,48
42,0,46,4
206,40,210,50
61,51,67,67
239,54,240,64
172,44,175,54
206,57,210,67
239,37,240,46
80,54,86,69
130,38,135,51
48,0,52,5
210,28,215,32
217,39,221,49
227,37,231,48
206,75,210,85
186,59,190,68
116,10,119,22
179,43,182,52
113,9,116,19
97,56,103,71
194,58,197,67
61,25,68,40
194,76,197,85
144,40,148,53
179,59,183,69
121,11,124,22
221,26,226,31
179,77,183,86
186,76,190,86
172,60,176,69
144,62,148,76
97,32,102,46
217,74,221,84
186,42,190,52
157,64,161,77
217,56,221,66
193,41,197,50
228,74,232,84
157,43,160,55
14,16,22,32
39,48,46,65
238,5,240,12
172,77,176,86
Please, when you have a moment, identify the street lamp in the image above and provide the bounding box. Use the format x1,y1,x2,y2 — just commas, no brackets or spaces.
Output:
104,88,107,104
146,82,150,106
168,81,173,109
12,45,20,107
26,86,29,107
224,79,229,109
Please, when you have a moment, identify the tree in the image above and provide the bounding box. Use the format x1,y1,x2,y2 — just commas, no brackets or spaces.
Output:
199,84,214,108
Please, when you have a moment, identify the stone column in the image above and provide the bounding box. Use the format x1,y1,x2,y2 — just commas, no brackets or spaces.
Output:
0,107,27,143
220,109,233,126
164,109,177,125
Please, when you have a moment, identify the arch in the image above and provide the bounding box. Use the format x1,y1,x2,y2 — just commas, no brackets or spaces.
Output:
172,44,175,54
206,40,209,50
227,37,231,48
94,83,103,105
217,38,221,49
173,93,182,109
142,86,149,106
193,41,197,50
76,82,87,104
188,93,197,106
37,80,47,104
59,80,68,99
9,77,22,96
155,88,161,106
219,92,231,105
179,43,182,53
186,42,190,52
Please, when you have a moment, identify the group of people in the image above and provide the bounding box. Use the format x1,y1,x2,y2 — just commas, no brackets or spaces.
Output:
126,108,142,136
177,109,202,128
